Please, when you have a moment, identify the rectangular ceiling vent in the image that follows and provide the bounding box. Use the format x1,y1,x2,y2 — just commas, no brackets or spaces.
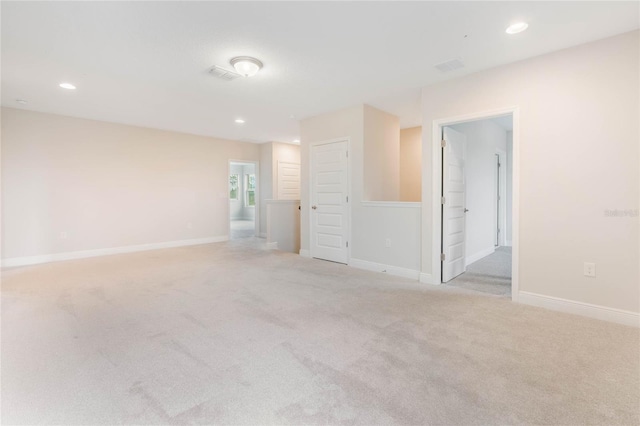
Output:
209,66,241,81
435,59,465,72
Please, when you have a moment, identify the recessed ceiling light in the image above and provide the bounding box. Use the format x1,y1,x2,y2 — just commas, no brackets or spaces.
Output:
235,118,245,124
59,82,76,90
293,139,300,144
230,57,263,77
506,22,528,34
16,99,28,104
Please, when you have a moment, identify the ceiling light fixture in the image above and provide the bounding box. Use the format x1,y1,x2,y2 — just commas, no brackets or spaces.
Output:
235,118,245,124
506,22,528,34
293,139,300,144
16,99,28,105
230,56,263,77
59,82,76,90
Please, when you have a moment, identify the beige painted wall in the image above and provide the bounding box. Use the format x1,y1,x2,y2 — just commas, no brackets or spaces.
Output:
1,108,260,260
399,126,422,202
421,30,639,312
363,105,400,201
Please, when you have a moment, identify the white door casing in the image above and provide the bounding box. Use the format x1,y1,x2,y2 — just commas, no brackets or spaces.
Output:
310,140,349,264
431,107,519,301
442,127,467,282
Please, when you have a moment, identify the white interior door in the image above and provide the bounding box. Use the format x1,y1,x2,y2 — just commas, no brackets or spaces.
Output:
277,161,301,200
310,140,349,264
442,127,466,282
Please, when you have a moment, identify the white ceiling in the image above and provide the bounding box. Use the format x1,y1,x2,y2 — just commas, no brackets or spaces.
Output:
2,2,638,143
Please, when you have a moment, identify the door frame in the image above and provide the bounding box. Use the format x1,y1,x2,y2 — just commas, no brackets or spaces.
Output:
228,159,260,239
430,107,520,301
308,137,351,263
495,148,507,247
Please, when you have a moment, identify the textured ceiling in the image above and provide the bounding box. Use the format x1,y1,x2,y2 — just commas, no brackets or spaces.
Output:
2,1,638,143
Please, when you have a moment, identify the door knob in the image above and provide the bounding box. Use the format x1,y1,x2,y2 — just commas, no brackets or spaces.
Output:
312,205,317,210
464,208,469,213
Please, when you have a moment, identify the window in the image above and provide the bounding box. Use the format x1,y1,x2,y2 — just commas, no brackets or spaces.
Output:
229,174,239,200
245,174,256,207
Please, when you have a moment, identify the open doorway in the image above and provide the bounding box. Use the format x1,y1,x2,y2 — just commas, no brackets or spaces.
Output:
229,161,258,240
438,113,515,297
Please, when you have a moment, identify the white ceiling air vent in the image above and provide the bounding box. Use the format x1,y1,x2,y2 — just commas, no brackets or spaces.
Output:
209,65,242,81
435,59,465,72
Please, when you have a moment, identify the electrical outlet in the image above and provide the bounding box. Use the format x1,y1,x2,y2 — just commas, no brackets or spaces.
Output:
583,262,596,277
385,238,391,248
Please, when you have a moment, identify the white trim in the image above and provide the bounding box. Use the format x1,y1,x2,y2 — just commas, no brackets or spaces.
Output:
465,246,495,267
519,291,639,328
349,258,420,280
308,137,351,264
495,148,508,247
431,107,520,302
266,242,278,250
360,201,421,209
419,272,436,285
259,232,267,238
299,249,311,258
1,236,228,268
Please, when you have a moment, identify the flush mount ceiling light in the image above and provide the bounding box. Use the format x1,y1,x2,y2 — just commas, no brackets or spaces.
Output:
16,99,28,104
230,56,263,77
235,118,245,124
506,22,529,34
59,82,76,90
293,139,300,144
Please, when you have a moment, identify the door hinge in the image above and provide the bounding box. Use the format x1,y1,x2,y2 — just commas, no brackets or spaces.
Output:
346,196,349,202
441,196,446,205
346,241,349,248
441,139,447,148
440,253,446,261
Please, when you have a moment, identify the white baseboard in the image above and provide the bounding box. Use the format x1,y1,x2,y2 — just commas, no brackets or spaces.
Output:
266,242,278,250
299,249,311,258
519,291,639,328
420,272,437,285
2,236,228,268
349,258,420,280
466,246,495,266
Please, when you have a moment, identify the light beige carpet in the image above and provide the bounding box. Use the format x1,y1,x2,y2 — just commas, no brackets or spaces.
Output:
446,246,512,297
2,240,638,425
230,219,255,239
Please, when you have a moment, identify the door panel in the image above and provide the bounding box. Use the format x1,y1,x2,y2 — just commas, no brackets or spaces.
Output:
277,161,300,200
311,141,349,264
442,127,466,282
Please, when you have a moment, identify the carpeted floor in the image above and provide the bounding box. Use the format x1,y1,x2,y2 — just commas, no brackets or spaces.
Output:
2,240,638,425
230,219,255,239
446,246,512,297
